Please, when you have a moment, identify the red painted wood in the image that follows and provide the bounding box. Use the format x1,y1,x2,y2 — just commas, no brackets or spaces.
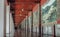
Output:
57,19,60,24
14,0,48,25
41,0,48,5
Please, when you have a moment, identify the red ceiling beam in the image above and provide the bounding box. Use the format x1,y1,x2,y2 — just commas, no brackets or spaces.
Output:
12,0,40,25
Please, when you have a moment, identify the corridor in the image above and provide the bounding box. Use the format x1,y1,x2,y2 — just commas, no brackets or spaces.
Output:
2,0,60,37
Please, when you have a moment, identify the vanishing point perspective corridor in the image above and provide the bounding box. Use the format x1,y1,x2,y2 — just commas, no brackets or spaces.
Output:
0,0,60,37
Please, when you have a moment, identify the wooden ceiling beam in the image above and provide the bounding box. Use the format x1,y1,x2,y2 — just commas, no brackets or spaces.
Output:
7,0,15,3
9,1,40,4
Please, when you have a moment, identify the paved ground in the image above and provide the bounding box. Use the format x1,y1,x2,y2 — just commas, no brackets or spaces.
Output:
5,29,60,37
14,30,53,37
14,29,59,37
14,29,38,37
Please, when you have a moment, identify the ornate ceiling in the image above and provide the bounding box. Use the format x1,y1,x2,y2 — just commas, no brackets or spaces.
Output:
7,0,47,25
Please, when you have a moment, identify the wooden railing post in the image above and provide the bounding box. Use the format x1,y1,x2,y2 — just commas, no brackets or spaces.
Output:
39,1,41,37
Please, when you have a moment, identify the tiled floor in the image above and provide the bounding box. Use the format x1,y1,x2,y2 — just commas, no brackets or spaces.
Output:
6,29,60,37
14,29,58,37
14,29,38,37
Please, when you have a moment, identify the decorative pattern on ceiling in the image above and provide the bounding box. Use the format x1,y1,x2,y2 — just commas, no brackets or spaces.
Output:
41,0,57,24
9,0,40,25
8,0,48,25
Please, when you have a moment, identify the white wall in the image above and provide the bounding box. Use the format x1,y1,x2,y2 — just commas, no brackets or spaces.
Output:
55,24,60,36
6,5,10,36
43,25,53,35
0,0,4,37
10,13,14,37
6,5,14,37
